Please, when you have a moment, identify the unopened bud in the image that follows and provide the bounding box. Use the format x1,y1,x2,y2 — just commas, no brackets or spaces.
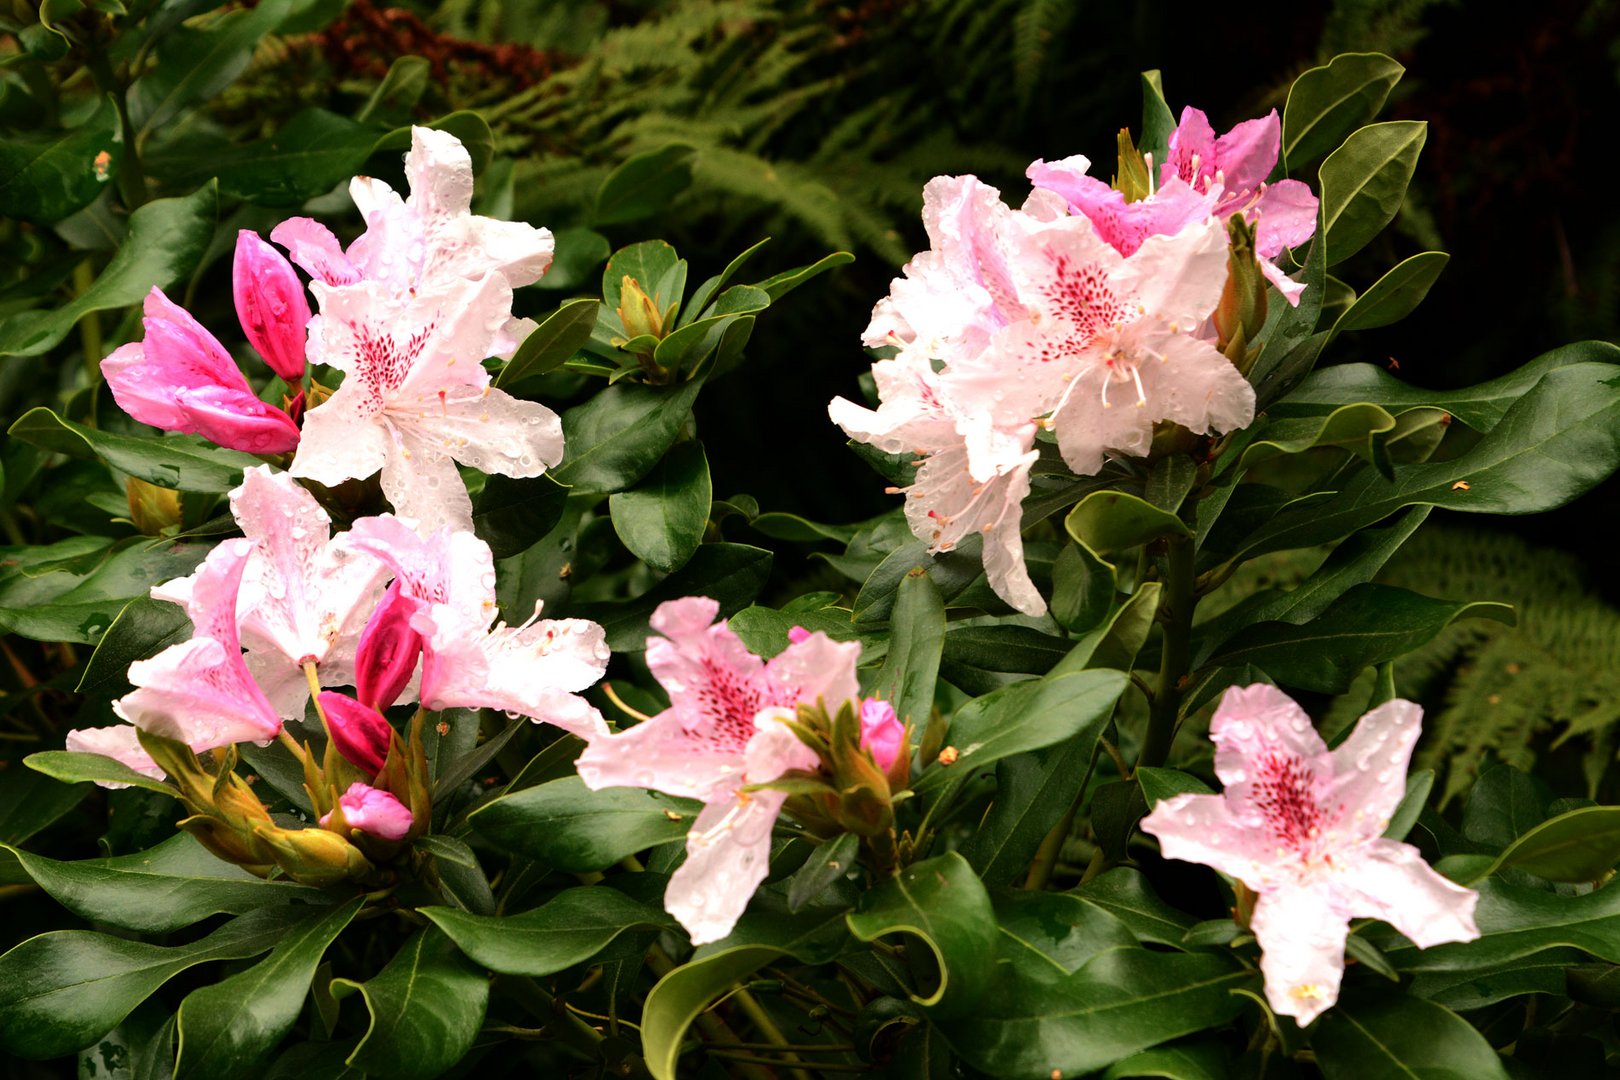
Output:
1112,128,1153,203
126,476,182,535
321,782,415,841
254,822,374,887
233,230,311,383
320,691,393,774
354,581,422,711
858,699,904,772
1214,214,1267,368
616,276,668,344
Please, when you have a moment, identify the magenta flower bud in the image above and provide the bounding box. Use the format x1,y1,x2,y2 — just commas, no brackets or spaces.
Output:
321,782,413,841
319,691,393,774
859,698,904,771
787,626,811,644
102,289,301,455
354,580,423,711
233,229,311,383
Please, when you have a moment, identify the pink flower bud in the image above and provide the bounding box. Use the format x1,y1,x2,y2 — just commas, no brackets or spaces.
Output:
859,698,904,771
787,626,812,645
354,581,423,711
102,290,302,455
319,691,393,774
234,230,311,383
321,782,413,841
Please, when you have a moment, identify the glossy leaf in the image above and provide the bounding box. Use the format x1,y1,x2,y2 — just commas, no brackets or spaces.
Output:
471,472,568,561
0,182,219,357
0,96,120,223
4,832,328,933
913,669,1127,793
1319,120,1427,265
470,775,699,872
1050,541,1115,633
129,0,291,135
752,250,854,301
1384,876,1620,973
1074,868,1197,947
593,143,695,226
552,378,702,494
570,542,772,651
853,535,989,624
1312,991,1509,1080
642,945,786,1080
787,832,860,912
877,568,945,730
1282,52,1404,167
1236,402,1399,479
1331,251,1449,337
0,767,86,847
423,887,675,975
0,907,303,1060
1100,1040,1227,1080
24,750,178,797
174,898,362,1080
846,853,999,1012
76,596,192,697
1138,69,1176,166
1238,362,1620,558
1494,806,1620,882
159,108,376,206
9,408,258,493
601,239,683,313
1383,768,1434,842
335,928,488,1080
1065,490,1190,555
609,439,711,572
495,298,599,388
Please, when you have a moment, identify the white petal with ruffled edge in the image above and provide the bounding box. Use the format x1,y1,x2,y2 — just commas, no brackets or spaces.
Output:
1250,884,1348,1026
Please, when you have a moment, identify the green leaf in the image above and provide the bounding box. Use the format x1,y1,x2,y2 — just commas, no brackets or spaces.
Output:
592,143,695,226
1138,69,1177,166
877,568,945,731
1331,251,1449,337
553,378,702,494
471,473,568,561
0,906,304,1060
129,0,292,136
853,536,988,625
1137,767,1213,808
470,775,699,872
1203,583,1512,693
913,669,1127,793
211,108,377,206
1312,991,1509,1080
602,239,682,313
422,887,675,975
1383,768,1433,842
943,947,1248,1078
846,853,998,1012
680,237,770,326
1236,402,1400,479
749,511,861,544
4,832,328,933
1075,868,1198,947
1066,490,1190,555
495,298,599,388
570,542,773,652
1319,120,1427,266
609,439,711,572
0,96,119,223
751,250,854,302
1494,806,1620,882
0,182,218,357
334,928,488,1080
537,227,610,292
1101,1040,1227,1080
1281,52,1404,168
24,750,179,797
787,832,860,913
641,945,785,1080
0,766,86,847
1237,362,1620,559
174,898,362,1080
356,56,429,126
993,890,1139,972
1384,876,1620,974
8,407,258,492
959,740,1092,885
652,285,768,375
76,595,192,696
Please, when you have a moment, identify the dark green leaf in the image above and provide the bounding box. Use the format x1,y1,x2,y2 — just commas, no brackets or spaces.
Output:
601,239,682,313
372,111,493,173
641,945,786,1080
4,832,328,933
1319,121,1427,265
24,750,178,797
609,439,711,572
1138,69,1177,166
570,542,772,652
0,182,219,357
1281,52,1404,168
8,408,258,493
334,928,488,1080
423,887,674,975
1494,806,1620,882
1312,990,1508,1080
471,472,568,561
787,832,860,913
1331,251,1449,337
174,898,362,1080
1137,767,1213,808
751,251,853,302
495,299,599,388
1065,490,1189,555
1383,769,1433,842
1236,402,1400,479
1384,876,1620,974
1461,764,1551,850
77,596,192,696
537,227,610,292
0,96,120,223
553,378,702,494
1074,868,1197,947
356,56,429,125
1050,541,1116,633
877,568,945,731
129,0,292,135
593,144,695,226
470,775,699,872
0,766,86,846
1101,1040,1227,1080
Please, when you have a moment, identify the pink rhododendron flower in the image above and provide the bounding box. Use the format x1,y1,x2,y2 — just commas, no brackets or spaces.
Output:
154,467,389,719
318,692,394,774
322,782,413,841
287,275,564,534
233,230,311,383
576,596,861,944
101,289,301,454
343,515,610,737
1140,684,1480,1025
63,725,165,788
1025,155,1218,262
113,538,284,750
353,580,423,711
271,126,553,359
859,699,904,771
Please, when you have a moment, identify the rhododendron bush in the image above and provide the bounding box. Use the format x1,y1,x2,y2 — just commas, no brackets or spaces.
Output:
5,7,1620,1076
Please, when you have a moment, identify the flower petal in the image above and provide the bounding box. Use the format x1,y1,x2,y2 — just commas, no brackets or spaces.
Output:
1140,791,1278,890
1328,698,1424,840
766,630,861,714
1333,839,1480,949
1211,110,1280,194
270,217,361,286
1251,884,1348,1026
1209,683,1330,793
287,382,389,488
64,725,164,788
172,385,302,454
664,787,792,945
575,709,752,802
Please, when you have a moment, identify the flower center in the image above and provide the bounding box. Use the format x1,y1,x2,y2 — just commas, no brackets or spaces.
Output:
1040,252,1127,342
1252,752,1331,855
693,657,772,753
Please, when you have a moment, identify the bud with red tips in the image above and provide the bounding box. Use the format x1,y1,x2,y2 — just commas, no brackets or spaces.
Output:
319,691,393,774
354,580,422,711
233,229,312,384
